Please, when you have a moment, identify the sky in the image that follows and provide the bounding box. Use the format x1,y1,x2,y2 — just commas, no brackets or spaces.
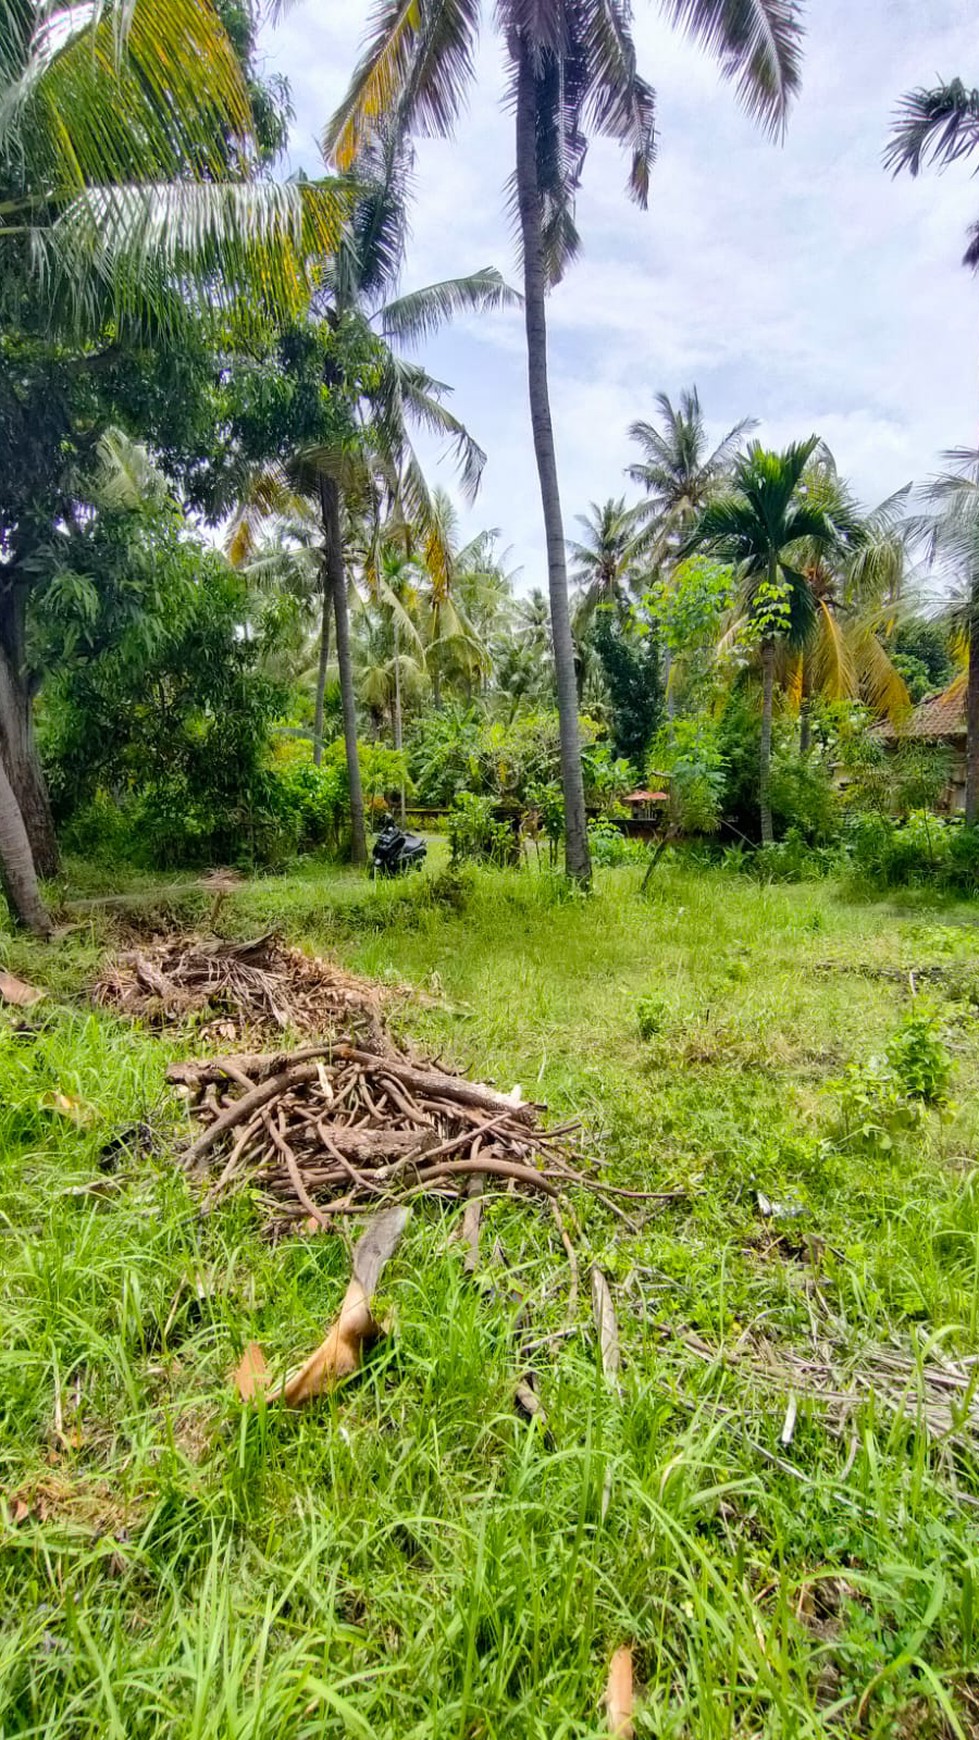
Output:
257,1,979,590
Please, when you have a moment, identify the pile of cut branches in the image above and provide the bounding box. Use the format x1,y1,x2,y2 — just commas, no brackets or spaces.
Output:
168,1042,655,1236
94,933,390,1047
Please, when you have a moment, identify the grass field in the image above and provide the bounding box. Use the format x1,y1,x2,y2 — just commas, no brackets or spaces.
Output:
4,854,979,1737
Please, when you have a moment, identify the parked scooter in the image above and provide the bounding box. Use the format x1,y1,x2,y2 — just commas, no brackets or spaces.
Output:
370,814,427,879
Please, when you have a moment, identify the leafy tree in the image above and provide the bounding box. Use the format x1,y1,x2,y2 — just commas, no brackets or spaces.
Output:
0,0,345,928
37,453,286,866
890,619,954,702
590,607,663,766
326,0,803,884
688,439,845,844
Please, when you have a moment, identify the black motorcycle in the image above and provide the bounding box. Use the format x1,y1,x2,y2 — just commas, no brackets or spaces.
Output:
370,815,427,879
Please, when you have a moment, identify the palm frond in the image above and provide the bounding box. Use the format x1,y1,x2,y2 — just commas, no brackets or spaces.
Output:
383,355,487,500
30,178,349,333
1,0,252,188
807,598,855,702
662,0,804,137
885,79,979,176
325,0,481,171
584,0,657,205
380,266,520,345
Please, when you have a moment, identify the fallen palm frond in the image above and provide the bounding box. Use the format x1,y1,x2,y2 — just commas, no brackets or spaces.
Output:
167,1040,667,1236
94,932,392,1047
234,1207,409,1405
673,1326,979,1454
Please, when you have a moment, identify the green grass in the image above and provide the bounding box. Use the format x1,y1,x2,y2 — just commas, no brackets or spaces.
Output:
4,856,979,1736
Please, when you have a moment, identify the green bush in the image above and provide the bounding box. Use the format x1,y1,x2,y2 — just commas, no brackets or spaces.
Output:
448,792,517,866
831,1007,952,1154
587,819,640,867
885,1008,952,1106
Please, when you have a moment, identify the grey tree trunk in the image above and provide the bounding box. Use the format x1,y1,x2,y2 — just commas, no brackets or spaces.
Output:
514,41,591,884
966,583,979,826
321,476,367,865
759,637,775,846
312,563,332,769
0,752,52,934
0,590,59,877
392,617,405,824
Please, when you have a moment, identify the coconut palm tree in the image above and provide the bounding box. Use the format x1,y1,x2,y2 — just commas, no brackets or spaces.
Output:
569,497,645,622
628,389,757,547
326,0,805,884
688,438,845,845
228,132,512,863
786,451,910,748
628,388,755,717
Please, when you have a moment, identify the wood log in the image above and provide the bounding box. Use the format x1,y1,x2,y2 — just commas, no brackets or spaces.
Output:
335,1047,536,1122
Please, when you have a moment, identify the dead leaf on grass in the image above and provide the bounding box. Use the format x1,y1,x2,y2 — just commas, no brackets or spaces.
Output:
233,1342,270,1401
0,969,44,1008
605,1646,634,1737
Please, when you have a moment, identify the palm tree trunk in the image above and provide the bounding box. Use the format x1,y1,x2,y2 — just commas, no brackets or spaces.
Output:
312,564,332,769
0,752,52,934
514,39,590,885
966,581,979,825
759,637,775,846
799,659,812,756
0,592,59,877
392,617,405,824
663,646,674,726
320,476,367,865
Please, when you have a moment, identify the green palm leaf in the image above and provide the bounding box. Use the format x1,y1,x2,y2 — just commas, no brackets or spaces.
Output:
663,0,804,136
380,267,519,345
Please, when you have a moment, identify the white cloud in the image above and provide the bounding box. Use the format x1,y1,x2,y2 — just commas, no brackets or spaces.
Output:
257,0,979,586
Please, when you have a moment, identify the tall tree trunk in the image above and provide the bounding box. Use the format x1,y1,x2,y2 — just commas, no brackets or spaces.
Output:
0,589,59,877
312,563,332,769
0,753,52,935
514,40,591,885
663,646,674,726
759,636,775,846
966,580,979,825
320,476,367,866
392,617,405,824
799,659,812,756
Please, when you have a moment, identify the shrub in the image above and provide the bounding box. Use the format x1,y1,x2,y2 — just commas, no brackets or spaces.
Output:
831,1008,952,1153
885,1007,952,1106
637,994,670,1040
769,746,840,843
753,828,841,883
448,792,517,866
587,820,639,867
649,717,726,835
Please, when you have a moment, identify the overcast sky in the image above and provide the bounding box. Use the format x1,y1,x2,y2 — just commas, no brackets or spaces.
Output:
258,1,979,589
